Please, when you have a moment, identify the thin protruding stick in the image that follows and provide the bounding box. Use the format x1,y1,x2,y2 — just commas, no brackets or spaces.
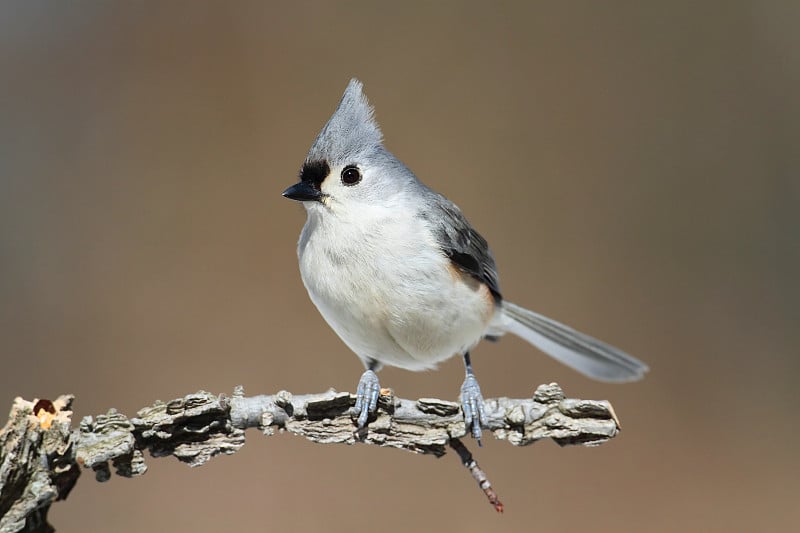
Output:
449,437,504,512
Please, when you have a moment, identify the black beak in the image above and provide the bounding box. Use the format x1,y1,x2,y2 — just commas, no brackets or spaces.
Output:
282,181,322,202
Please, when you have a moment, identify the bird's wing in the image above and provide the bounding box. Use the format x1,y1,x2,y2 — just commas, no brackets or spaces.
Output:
423,196,502,302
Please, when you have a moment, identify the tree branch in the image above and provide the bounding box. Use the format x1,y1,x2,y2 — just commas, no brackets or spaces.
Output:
0,383,620,532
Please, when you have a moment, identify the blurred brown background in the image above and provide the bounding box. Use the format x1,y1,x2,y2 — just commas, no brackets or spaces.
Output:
1,1,798,531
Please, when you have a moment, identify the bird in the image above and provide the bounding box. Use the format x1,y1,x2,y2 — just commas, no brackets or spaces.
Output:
282,79,648,441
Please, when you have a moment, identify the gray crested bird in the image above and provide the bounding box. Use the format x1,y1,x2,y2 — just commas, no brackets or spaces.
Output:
283,79,648,441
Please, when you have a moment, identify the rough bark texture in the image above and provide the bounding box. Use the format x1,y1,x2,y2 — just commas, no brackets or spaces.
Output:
0,383,620,532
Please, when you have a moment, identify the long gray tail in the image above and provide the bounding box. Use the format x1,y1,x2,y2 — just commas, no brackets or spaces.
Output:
500,301,648,382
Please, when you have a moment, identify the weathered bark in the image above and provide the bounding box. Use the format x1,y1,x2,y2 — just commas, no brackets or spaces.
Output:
0,383,620,531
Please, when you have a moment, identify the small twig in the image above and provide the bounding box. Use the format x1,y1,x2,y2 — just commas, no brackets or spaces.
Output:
449,438,504,512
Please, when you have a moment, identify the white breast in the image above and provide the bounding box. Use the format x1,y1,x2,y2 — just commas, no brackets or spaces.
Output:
297,202,495,371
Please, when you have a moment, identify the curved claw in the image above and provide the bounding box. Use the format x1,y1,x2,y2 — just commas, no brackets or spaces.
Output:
460,373,487,444
352,369,381,428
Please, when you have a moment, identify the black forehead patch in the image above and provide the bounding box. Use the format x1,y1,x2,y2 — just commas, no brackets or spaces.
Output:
300,160,330,186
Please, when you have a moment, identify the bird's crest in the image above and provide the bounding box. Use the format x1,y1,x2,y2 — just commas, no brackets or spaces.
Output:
306,79,383,165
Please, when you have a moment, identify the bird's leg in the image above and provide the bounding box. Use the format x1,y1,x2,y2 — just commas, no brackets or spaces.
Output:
352,360,381,428
460,351,487,444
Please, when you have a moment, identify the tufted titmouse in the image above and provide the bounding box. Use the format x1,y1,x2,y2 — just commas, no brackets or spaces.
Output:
283,79,648,441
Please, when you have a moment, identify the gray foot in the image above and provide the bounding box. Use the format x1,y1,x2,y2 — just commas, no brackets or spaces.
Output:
460,373,487,443
352,369,380,428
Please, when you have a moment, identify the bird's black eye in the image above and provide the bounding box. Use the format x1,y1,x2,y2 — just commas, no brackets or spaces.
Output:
341,165,362,186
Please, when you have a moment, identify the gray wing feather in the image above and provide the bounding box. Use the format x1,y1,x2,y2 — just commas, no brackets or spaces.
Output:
422,196,502,302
